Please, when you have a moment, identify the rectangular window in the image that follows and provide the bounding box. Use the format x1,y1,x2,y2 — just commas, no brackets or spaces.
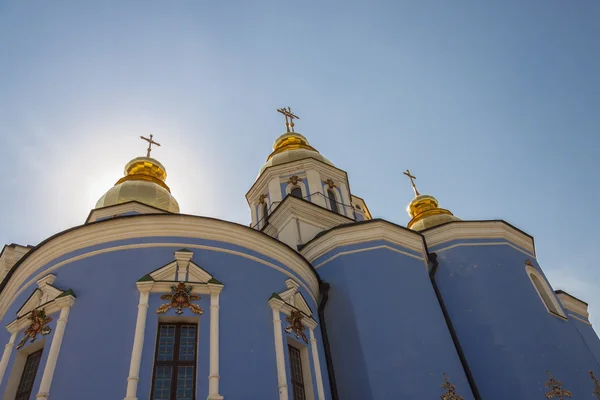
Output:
15,349,43,400
151,323,197,400
288,345,306,400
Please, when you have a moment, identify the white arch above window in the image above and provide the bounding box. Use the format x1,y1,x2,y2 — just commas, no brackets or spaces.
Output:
525,265,566,318
285,180,308,199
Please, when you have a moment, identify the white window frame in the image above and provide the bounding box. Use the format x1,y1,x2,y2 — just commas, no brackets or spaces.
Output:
324,187,341,215
286,180,308,200
286,337,315,400
526,264,566,319
3,338,45,400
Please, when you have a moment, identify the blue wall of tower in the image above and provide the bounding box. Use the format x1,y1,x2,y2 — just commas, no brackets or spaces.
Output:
0,236,330,400
432,240,600,399
316,241,473,400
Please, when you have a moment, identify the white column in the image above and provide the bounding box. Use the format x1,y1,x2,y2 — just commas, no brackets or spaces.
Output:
306,170,326,207
309,328,325,400
269,177,283,204
36,296,75,399
208,285,223,400
0,331,17,385
272,307,289,400
338,182,352,217
124,285,152,400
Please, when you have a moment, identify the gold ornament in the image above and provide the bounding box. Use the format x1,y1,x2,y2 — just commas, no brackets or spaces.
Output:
324,179,336,189
287,175,303,185
16,309,52,349
544,371,572,399
285,310,308,343
591,370,600,399
156,282,203,315
440,373,464,400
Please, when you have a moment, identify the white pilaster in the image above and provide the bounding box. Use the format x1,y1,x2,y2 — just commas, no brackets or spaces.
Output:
250,203,258,228
124,283,152,400
269,177,283,204
309,328,325,400
36,296,75,399
207,284,224,400
338,182,352,218
0,331,17,385
271,307,289,400
306,170,326,208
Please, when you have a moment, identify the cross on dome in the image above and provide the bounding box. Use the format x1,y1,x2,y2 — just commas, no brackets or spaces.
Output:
277,107,300,133
403,169,421,197
140,134,161,158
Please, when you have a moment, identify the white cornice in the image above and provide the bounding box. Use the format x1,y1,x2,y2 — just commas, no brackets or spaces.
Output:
247,158,349,203
301,220,426,263
267,197,352,234
556,292,589,319
422,221,535,257
86,201,168,223
0,215,319,317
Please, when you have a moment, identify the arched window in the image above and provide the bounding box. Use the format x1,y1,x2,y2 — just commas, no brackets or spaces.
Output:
327,189,339,214
262,202,269,222
290,187,303,199
526,264,566,318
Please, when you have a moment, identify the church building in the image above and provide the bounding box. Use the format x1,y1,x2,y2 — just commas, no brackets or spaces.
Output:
0,109,599,399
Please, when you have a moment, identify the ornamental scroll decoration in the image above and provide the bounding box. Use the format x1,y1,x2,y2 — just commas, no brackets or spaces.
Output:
324,179,336,189
591,370,600,399
287,175,303,185
258,194,268,204
156,282,204,315
544,371,572,399
440,373,464,400
16,309,52,349
285,309,308,343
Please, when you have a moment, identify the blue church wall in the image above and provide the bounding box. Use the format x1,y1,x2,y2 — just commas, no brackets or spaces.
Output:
571,318,600,366
0,235,328,399
433,243,600,398
317,246,473,400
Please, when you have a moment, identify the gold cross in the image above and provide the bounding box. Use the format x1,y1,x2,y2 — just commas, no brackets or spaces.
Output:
403,169,421,196
140,134,161,157
277,107,300,133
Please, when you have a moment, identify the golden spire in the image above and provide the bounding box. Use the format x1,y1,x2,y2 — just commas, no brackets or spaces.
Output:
140,134,161,158
403,169,421,197
277,107,300,133
404,169,460,231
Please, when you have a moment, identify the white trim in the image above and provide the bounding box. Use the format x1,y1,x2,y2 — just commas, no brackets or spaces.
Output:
422,221,535,257
207,283,223,400
569,313,592,326
286,181,308,200
301,220,425,263
556,291,589,319
309,328,325,400
313,244,426,270
0,332,16,386
305,170,326,208
432,241,534,258
124,284,151,400
324,186,342,215
525,265,567,319
287,337,314,400
35,296,75,399
0,215,319,319
271,306,289,400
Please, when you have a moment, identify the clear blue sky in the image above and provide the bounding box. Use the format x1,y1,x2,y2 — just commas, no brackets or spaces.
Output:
1,1,599,322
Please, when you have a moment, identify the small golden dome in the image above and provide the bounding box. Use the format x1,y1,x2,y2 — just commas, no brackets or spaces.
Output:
407,194,460,231
260,132,333,173
95,157,180,213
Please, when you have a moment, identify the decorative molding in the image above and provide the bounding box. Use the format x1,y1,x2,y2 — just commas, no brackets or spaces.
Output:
156,282,204,315
544,371,572,399
556,291,589,319
0,215,319,318
526,265,567,319
16,309,52,349
313,244,425,270
323,179,336,189
301,220,426,264
440,373,464,400
422,221,535,257
259,194,268,204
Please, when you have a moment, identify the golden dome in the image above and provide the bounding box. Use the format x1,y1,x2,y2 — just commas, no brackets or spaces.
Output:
95,157,180,213
407,194,460,231
260,133,333,174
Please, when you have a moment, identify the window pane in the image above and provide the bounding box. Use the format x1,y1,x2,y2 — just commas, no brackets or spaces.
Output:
291,187,302,199
327,189,339,213
16,349,43,400
153,366,172,400
179,325,196,361
288,345,306,400
176,366,194,400
157,325,176,361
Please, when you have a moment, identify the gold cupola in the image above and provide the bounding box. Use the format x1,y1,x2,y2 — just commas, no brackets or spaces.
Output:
403,170,460,231
260,107,334,174
95,136,180,213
